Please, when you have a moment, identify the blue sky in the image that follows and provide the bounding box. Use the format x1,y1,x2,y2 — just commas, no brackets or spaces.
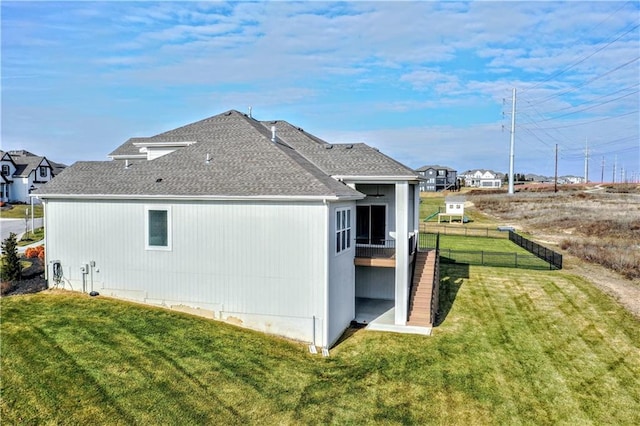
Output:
2,1,639,180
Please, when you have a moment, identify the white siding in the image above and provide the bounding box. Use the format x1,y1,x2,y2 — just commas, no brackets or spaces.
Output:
327,201,357,347
44,198,330,343
355,266,394,299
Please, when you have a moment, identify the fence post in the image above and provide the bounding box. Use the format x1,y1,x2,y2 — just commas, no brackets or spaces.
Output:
515,253,518,268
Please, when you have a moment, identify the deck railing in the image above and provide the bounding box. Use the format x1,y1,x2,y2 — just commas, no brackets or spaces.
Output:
355,239,396,258
430,233,441,325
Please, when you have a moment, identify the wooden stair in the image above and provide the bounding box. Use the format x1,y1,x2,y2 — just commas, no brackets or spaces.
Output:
408,250,437,327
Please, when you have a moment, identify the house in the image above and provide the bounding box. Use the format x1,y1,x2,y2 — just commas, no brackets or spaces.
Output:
0,150,66,203
35,110,428,350
460,169,503,188
416,165,458,192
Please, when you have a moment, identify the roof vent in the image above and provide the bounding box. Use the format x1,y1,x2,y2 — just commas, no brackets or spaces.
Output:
345,144,353,149
156,178,163,183
205,153,211,164
325,145,333,149
125,159,131,169
248,106,252,118
271,126,276,143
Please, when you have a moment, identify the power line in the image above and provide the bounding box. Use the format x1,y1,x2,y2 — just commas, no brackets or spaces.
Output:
523,20,640,94
534,89,639,122
525,56,640,106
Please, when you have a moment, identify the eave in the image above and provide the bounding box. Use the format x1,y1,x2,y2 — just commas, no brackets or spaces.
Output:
34,193,365,202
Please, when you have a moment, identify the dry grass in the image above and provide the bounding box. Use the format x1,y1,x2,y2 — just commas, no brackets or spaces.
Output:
469,188,640,280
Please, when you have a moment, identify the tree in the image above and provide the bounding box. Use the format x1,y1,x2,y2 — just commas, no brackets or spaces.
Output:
1,233,21,282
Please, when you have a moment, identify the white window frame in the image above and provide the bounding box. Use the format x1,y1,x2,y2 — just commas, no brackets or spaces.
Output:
335,207,352,254
145,205,172,251
1,165,9,176
39,166,48,178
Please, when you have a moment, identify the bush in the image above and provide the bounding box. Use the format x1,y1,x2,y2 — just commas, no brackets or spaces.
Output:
1,233,21,282
25,245,45,259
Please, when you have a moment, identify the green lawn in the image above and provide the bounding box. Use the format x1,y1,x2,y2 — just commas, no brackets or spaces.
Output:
439,234,521,252
17,227,45,246
0,204,43,219
2,266,639,424
419,194,445,221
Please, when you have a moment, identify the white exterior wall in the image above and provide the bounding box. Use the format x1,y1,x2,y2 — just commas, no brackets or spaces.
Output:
326,201,357,347
394,181,409,325
43,198,340,345
355,266,394,299
12,176,32,203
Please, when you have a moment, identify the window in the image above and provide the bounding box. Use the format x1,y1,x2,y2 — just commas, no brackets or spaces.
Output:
438,170,445,176
145,206,171,250
335,208,351,253
39,166,48,178
356,205,386,245
1,165,9,176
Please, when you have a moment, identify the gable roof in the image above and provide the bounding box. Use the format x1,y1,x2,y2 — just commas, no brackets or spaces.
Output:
37,110,419,200
0,150,65,178
416,165,456,172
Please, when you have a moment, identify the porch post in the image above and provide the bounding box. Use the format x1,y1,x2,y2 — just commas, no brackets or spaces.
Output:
413,184,420,237
394,181,409,325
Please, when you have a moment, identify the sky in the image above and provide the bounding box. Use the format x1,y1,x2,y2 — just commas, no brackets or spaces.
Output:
2,1,639,181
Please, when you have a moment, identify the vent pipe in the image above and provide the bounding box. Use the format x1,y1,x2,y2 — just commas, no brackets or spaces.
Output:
205,153,211,164
271,126,276,143
248,106,252,118
124,159,130,169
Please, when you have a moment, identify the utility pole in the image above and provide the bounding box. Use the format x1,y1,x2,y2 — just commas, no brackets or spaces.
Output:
584,137,589,184
601,156,605,183
508,88,516,195
554,144,558,193
613,155,617,183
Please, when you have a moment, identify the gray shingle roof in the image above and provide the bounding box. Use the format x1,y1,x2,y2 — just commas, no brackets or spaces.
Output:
37,110,419,199
0,150,65,177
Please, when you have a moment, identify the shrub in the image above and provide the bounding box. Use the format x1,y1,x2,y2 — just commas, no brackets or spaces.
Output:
1,233,21,282
25,245,45,259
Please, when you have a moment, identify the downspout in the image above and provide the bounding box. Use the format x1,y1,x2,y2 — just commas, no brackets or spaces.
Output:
323,198,330,355
41,198,48,282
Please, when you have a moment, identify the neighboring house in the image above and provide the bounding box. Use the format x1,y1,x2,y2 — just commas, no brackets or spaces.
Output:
35,110,425,350
460,169,503,188
559,175,584,184
416,165,458,192
0,150,66,203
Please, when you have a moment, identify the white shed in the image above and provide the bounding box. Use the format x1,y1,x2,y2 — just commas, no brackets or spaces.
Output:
438,196,466,223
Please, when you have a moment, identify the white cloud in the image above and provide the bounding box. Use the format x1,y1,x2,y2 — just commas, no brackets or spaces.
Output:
1,1,638,179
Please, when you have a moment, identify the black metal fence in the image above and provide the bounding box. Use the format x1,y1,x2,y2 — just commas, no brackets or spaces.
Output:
420,223,509,239
438,249,552,270
509,231,562,269
419,232,561,270
430,233,441,325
